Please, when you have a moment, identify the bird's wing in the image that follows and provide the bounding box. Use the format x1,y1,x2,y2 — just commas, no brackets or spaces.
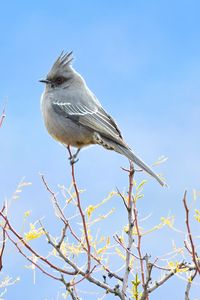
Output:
52,100,124,144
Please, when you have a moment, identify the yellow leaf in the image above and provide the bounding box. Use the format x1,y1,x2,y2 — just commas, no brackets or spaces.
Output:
194,209,200,223
86,205,95,217
160,216,174,228
97,245,107,255
24,224,44,241
24,211,31,218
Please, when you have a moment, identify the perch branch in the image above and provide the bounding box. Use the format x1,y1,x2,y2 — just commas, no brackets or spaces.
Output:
67,146,91,273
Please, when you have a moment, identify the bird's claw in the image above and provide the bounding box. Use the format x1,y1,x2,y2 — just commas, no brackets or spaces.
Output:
69,156,79,165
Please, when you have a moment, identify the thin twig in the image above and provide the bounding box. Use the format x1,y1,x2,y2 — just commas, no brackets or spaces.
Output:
0,212,76,276
42,223,123,298
0,205,6,271
61,275,80,300
116,187,128,210
148,262,189,294
41,176,123,282
41,175,69,225
183,191,200,274
57,224,68,248
67,146,91,273
0,105,6,128
133,181,145,286
121,162,134,299
5,230,61,281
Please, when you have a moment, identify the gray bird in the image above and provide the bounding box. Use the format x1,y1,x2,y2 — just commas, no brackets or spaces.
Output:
40,52,165,186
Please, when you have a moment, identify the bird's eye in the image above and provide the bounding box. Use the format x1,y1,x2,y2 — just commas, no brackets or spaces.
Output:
55,76,65,85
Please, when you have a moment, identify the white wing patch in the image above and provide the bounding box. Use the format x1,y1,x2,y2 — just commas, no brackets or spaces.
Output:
52,100,122,140
53,101,98,116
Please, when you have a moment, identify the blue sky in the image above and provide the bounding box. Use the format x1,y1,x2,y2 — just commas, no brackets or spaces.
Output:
0,1,200,299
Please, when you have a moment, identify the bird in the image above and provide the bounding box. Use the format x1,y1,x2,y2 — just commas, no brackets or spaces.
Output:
40,51,165,186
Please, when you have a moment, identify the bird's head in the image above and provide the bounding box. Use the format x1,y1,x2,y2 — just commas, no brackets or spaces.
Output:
39,51,82,90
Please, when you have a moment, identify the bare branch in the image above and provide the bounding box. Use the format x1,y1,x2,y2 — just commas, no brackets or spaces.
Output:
0,105,6,129
116,187,128,210
67,146,91,273
56,224,68,249
183,191,200,274
0,212,76,276
140,255,153,300
121,162,135,299
132,178,145,286
42,222,123,298
148,262,196,294
185,270,197,300
41,174,69,225
148,269,176,294
5,230,61,281
61,276,80,300
0,205,6,271
41,176,123,282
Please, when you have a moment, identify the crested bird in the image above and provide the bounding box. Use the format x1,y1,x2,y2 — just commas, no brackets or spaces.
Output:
40,52,165,186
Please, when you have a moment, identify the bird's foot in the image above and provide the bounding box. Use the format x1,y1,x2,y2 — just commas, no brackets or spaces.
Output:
68,148,81,165
69,155,79,165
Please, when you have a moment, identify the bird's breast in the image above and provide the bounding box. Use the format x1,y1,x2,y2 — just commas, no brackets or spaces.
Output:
41,92,94,147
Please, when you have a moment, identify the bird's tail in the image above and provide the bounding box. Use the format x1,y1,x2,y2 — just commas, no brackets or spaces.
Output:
106,141,165,186
94,133,165,186
116,144,165,186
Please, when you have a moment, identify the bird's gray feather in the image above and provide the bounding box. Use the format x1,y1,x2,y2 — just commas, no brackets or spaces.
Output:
52,100,124,146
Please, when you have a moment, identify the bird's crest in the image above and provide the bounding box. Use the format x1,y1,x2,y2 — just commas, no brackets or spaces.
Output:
49,51,73,75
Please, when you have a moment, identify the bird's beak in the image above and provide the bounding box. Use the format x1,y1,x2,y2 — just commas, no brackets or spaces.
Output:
39,79,52,84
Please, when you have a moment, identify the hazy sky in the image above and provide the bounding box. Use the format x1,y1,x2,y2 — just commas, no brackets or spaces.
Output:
0,1,200,299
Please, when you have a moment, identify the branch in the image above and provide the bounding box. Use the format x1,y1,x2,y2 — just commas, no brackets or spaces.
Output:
5,230,61,281
41,175,123,282
140,255,153,300
42,223,123,298
41,174,69,225
148,262,196,294
0,205,6,271
116,187,128,210
185,270,197,300
183,191,200,274
0,212,76,276
121,162,135,299
67,146,91,273
0,105,6,129
133,180,145,286
61,276,80,300
67,221,123,282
